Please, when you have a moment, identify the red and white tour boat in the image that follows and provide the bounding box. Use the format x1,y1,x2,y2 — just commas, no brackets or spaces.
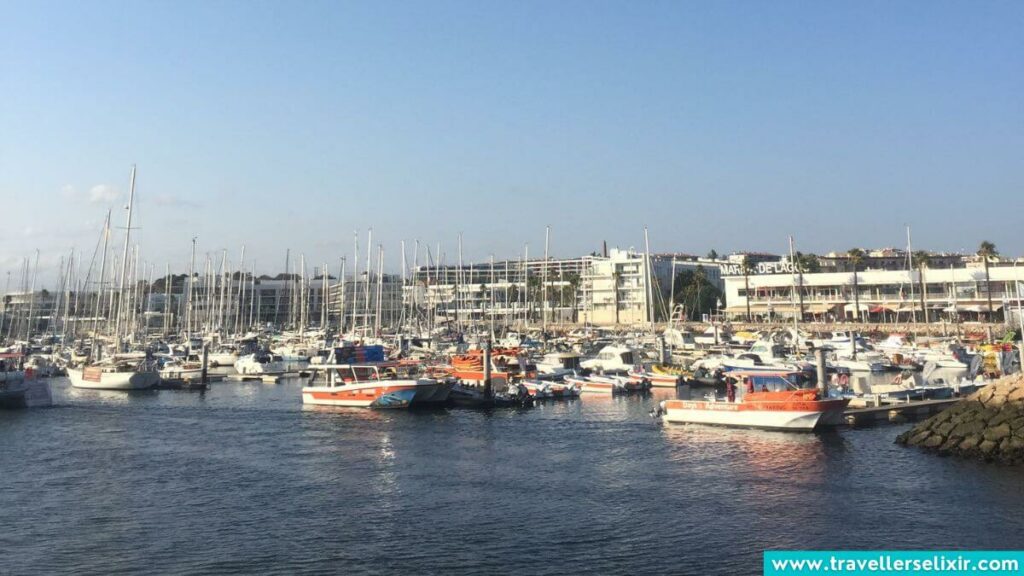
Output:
658,371,849,431
302,363,451,408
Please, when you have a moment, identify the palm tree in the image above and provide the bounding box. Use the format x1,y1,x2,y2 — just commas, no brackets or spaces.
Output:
978,241,998,318
913,251,932,322
847,249,865,321
741,255,755,322
793,252,819,320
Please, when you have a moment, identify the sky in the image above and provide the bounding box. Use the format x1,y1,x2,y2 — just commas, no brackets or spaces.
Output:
1,0,1022,286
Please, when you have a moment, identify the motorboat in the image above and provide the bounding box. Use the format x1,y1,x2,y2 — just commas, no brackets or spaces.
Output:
565,373,650,395
302,363,451,408
627,368,681,388
535,352,582,378
522,378,581,400
234,353,287,376
0,357,52,408
658,371,848,430
579,345,640,372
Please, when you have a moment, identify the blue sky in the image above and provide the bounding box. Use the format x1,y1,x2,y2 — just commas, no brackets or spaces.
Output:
1,0,1021,284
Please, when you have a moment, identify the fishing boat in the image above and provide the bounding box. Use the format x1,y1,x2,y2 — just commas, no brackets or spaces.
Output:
302,363,450,408
658,371,848,431
67,355,160,390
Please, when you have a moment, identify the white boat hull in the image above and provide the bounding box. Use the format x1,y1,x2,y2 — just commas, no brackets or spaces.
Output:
68,368,160,390
302,379,446,408
662,404,824,430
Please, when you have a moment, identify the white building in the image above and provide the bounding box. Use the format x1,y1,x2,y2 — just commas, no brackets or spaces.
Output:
723,264,1024,322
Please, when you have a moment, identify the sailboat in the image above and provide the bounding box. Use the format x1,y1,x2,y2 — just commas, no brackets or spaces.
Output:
69,165,160,391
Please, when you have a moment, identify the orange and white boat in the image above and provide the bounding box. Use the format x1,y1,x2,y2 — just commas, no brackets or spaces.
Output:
658,371,848,431
302,363,450,408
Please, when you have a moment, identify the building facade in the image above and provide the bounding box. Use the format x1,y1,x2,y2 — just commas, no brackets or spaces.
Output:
723,264,1024,322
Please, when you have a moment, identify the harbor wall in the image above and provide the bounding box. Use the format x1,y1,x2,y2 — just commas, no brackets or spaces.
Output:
896,373,1024,464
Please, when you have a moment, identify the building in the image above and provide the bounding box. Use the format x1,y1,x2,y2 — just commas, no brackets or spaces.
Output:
818,248,968,273
723,263,1024,322
404,257,588,327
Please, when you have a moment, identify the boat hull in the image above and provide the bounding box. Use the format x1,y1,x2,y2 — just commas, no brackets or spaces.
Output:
0,380,52,409
302,379,447,409
68,368,159,390
661,397,849,431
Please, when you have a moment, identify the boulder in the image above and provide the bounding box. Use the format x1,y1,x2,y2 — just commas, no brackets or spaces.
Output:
984,423,1011,442
898,373,1024,464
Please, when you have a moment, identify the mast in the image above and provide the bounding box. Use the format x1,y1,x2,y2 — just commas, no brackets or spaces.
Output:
457,233,463,332
24,249,39,342
113,165,137,350
523,244,529,327
164,263,171,337
185,237,197,347
249,262,256,330
644,226,655,334
376,246,384,334
276,249,289,328
91,210,112,359
542,226,549,332
61,251,74,345
364,229,373,333
789,236,799,336
907,225,916,323
400,241,407,329
235,245,246,336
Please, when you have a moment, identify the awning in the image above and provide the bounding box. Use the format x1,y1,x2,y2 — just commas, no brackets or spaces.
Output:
949,304,1004,313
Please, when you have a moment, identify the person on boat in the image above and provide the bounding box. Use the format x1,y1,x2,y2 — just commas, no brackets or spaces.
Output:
726,379,736,402
761,384,769,392
744,377,754,395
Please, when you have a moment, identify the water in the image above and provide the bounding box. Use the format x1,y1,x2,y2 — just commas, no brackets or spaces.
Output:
3,378,1023,575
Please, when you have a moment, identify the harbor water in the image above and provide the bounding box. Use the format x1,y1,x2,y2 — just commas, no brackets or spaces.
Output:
4,378,1024,575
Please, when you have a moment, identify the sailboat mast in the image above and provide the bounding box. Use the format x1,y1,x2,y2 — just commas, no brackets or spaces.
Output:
113,165,137,349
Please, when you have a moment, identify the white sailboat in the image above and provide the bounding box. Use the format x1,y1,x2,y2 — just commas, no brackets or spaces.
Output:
71,165,160,391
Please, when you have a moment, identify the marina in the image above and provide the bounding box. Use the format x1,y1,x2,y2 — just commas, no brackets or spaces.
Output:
4,1,1024,573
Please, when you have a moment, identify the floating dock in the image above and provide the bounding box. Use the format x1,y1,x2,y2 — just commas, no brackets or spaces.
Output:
844,398,961,426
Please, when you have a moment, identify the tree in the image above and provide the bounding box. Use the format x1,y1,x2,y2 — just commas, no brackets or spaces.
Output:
793,252,821,319
741,256,755,322
847,248,865,321
672,266,722,321
913,251,932,322
978,241,998,319
706,249,719,260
